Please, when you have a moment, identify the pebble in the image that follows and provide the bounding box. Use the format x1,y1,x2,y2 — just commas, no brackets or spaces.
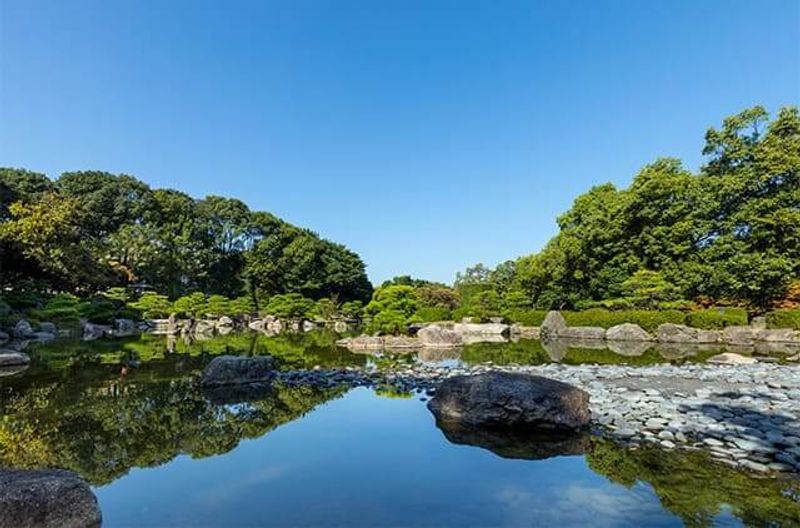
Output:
273,360,800,476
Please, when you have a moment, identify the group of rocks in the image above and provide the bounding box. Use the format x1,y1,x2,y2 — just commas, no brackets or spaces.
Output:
199,352,800,476
337,322,537,351
540,310,800,347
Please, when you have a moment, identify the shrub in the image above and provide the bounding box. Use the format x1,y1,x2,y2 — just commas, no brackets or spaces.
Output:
366,309,408,334
684,308,748,330
28,293,82,323
204,295,232,317
766,309,800,330
563,309,685,332
127,292,172,319
78,295,122,324
502,309,548,326
339,300,363,321
412,306,452,323
228,296,256,317
172,293,208,318
264,293,314,320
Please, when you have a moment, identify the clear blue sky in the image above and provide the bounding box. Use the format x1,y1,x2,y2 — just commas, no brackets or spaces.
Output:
1,0,798,284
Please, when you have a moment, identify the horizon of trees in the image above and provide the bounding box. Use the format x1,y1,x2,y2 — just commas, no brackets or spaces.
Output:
0,169,373,307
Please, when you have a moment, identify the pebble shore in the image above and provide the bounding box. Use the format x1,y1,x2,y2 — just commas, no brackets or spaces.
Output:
276,361,800,475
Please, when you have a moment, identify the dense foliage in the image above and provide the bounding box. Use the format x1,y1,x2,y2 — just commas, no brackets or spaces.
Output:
507,106,799,311
0,169,372,306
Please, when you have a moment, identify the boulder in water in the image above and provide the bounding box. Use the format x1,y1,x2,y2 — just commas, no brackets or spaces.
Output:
199,355,276,387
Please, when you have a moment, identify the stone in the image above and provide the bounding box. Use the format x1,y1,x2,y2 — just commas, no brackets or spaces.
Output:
606,323,653,342
114,318,137,336
0,351,30,367
0,468,101,528
722,326,759,346
199,355,276,387
382,335,419,349
39,322,58,335
427,372,590,432
217,316,235,327
510,325,540,339
194,320,216,334
707,352,757,365
82,322,111,341
452,323,510,337
302,320,316,332
558,326,606,340
757,328,797,343
12,319,34,338
418,325,463,348
337,335,384,350
0,330,8,341
540,311,567,340
30,332,56,341
607,339,653,356
167,312,179,335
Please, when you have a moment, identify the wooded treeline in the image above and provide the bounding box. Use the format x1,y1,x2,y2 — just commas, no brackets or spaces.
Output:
0,170,372,306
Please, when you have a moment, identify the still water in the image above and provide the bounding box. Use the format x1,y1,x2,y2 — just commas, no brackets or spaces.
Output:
1,332,798,527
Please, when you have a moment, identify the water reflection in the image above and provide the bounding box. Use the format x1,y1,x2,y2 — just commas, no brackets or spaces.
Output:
0,341,798,526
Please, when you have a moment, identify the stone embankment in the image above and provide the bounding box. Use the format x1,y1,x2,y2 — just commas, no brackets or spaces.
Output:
540,310,800,347
272,360,800,475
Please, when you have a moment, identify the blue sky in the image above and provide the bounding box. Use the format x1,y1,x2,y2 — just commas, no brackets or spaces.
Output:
1,0,798,284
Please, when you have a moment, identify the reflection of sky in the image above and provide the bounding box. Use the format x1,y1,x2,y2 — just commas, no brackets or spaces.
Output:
96,387,687,527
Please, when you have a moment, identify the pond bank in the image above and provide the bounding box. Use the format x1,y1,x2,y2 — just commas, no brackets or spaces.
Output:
271,361,800,476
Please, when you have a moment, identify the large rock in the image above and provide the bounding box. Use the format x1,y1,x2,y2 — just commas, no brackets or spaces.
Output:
722,326,760,346
539,311,567,340
558,326,606,340
0,468,101,528
757,328,797,343
0,351,30,367
194,320,216,334
337,335,384,350
510,325,540,339
605,323,653,341
39,322,58,335
657,323,721,344
707,352,757,365
12,319,34,339
82,322,110,341
452,323,510,336
427,372,590,432
434,421,590,460
217,316,234,328
418,325,463,348
382,335,419,349
607,339,653,356
0,330,8,342
199,355,276,387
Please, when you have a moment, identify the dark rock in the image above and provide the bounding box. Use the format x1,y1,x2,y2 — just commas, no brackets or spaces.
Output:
434,420,590,460
427,372,590,431
0,468,101,528
199,355,276,387
12,319,34,339
0,351,30,367
202,381,274,404
39,322,58,335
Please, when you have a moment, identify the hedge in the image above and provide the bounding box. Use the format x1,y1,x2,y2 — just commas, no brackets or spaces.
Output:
766,310,800,330
562,309,686,332
684,308,748,330
502,309,548,326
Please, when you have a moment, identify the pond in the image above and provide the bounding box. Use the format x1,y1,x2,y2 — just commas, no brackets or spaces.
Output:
1,332,799,527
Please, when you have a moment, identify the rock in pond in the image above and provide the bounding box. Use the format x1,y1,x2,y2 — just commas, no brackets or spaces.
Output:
0,351,30,367
417,325,463,348
707,352,757,365
199,355,276,387
0,468,101,528
540,311,567,340
427,371,590,432
558,326,606,340
435,420,590,460
39,322,58,335
12,319,34,339
606,323,653,342
656,323,720,344
0,330,8,342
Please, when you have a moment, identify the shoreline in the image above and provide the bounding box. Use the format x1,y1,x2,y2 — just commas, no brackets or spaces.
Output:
271,361,800,476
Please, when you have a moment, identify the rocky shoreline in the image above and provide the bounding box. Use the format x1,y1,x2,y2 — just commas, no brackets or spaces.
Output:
271,361,800,476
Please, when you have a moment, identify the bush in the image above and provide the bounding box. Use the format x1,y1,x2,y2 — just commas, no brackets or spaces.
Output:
28,293,81,323
502,309,548,326
339,300,363,321
766,309,800,330
412,306,452,323
264,293,314,320
563,309,685,332
127,292,172,319
684,308,748,330
172,292,208,318
366,309,408,334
